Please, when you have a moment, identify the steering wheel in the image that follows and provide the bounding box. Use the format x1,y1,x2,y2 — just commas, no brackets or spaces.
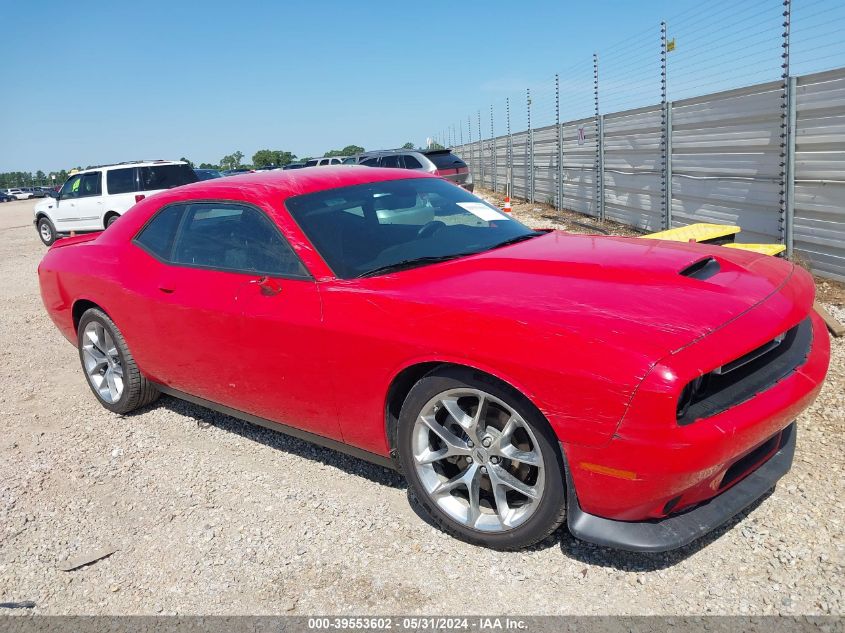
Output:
417,220,446,238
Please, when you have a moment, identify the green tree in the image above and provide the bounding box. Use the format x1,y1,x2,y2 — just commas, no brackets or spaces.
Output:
198,162,218,169
179,157,195,168
428,141,445,150
324,144,364,158
252,150,297,168
219,151,245,171
401,142,415,150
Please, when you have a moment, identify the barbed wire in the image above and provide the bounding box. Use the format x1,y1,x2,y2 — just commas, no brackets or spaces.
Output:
435,0,843,146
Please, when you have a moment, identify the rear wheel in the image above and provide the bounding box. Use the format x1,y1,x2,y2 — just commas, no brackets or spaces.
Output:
105,213,119,228
37,217,56,246
77,308,159,414
398,366,566,550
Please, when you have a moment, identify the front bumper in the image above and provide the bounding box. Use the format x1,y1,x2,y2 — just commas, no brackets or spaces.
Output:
564,422,796,552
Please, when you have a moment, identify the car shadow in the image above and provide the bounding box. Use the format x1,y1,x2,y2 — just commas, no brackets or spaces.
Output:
139,396,773,566
153,395,406,490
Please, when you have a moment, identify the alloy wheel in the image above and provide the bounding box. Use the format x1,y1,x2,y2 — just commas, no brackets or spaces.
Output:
81,321,124,403
411,388,545,532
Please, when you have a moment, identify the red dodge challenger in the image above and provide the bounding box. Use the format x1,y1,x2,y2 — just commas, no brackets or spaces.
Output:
38,167,830,551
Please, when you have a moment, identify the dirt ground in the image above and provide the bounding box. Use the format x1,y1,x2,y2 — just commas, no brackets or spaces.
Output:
0,197,842,616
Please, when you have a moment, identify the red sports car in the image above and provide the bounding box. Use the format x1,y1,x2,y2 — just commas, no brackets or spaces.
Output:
38,168,830,551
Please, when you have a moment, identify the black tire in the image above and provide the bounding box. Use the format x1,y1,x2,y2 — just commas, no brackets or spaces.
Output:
77,308,160,414
37,216,57,246
398,366,567,550
105,213,119,228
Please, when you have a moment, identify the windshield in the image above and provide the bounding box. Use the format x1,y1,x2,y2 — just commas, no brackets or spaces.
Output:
285,177,536,279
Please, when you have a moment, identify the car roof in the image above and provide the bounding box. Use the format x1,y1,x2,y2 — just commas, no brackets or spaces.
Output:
156,165,437,202
75,160,187,174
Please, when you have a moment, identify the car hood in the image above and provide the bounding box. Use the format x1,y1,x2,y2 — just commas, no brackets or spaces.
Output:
365,231,794,359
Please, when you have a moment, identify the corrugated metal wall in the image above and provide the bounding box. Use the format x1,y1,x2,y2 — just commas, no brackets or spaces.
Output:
562,117,598,217
603,105,663,231
671,81,784,244
451,68,845,280
794,68,845,282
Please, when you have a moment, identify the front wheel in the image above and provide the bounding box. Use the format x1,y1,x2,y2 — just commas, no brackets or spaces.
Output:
37,217,56,246
78,308,160,414
398,367,566,550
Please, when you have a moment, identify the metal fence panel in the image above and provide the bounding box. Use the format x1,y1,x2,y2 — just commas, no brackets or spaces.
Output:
532,124,559,204
512,131,530,200
602,105,663,231
561,117,598,216
670,81,784,243
794,68,845,282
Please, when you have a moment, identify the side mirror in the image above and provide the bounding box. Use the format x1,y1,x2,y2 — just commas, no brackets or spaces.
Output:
50,190,60,200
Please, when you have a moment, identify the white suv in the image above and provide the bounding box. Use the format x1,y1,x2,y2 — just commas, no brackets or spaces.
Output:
33,160,198,246
5,188,34,200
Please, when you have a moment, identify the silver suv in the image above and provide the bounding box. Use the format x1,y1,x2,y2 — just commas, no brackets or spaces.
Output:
355,149,473,192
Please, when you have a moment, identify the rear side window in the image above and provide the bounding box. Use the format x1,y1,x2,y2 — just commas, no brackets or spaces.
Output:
427,152,466,169
381,155,401,168
107,168,136,194
134,204,184,259
403,155,423,169
138,164,198,192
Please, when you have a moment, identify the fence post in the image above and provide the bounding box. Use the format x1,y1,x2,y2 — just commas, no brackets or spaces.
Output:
506,97,512,196
661,21,670,230
593,53,604,220
490,105,497,193
665,102,673,229
786,75,797,258
780,0,792,249
527,88,534,203
555,73,562,211
477,110,483,187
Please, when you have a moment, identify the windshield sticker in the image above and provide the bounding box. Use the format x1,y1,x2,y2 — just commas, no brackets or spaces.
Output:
457,202,511,221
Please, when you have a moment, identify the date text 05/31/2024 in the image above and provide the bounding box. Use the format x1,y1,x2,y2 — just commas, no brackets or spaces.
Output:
307,617,528,630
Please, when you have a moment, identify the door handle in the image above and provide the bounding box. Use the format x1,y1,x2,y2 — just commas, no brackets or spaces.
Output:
250,276,282,296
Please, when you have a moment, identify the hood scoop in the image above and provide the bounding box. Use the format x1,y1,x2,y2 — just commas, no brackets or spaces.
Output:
679,256,720,281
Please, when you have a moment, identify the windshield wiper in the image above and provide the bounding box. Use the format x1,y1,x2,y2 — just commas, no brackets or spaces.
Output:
487,231,543,251
357,253,478,278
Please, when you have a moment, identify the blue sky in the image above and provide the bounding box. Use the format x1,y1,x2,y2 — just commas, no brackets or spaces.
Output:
2,0,843,172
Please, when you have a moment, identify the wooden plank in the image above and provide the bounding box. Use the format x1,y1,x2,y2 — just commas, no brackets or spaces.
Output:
814,300,845,338
723,243,786,256
643,223,741,243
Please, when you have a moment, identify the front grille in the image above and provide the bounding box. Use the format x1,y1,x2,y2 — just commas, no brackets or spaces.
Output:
678,317,812,425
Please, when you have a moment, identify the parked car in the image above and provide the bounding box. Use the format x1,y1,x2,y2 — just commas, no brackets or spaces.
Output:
37,168,829,552
220,168,255,176
357,149,473,191
305,157,346,167
28,187,49,198
0,191,14,202
193,168,222,181
32,160,197,246
283,162,307,170
5,188,34,200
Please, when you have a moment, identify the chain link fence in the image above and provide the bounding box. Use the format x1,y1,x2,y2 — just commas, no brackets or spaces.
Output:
436,0,845,282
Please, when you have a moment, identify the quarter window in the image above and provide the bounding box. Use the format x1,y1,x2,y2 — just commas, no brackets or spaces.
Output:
403,155,423,169
135,202,309,279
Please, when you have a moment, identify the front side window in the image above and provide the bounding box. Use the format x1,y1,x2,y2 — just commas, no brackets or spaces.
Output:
60,174,83,199
78,172,102,198
107,168,137,194
134,202,308,278
285,178,537,279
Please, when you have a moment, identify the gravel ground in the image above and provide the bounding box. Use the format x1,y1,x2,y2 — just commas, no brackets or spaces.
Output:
0,197,842,615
